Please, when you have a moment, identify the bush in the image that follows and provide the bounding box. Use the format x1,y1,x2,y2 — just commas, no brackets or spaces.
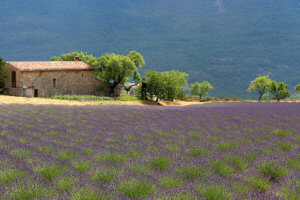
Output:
177,165,206,179
212,161,233,176
247,177,270,192
198,184,232,200
119,178,155,199
259,161,289,182
273,129,291,137
151,156,170,171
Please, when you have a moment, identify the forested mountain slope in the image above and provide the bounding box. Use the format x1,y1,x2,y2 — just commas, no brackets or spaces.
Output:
0,0,299,98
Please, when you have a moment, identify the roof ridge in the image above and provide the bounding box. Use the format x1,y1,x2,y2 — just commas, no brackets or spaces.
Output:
6,61,93,72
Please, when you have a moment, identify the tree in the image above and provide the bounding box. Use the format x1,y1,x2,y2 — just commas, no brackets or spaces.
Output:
268,81,290,102
142,70,189,102
95,51,145,96
51,51,98,67
124,71,141,94
295,84,300,92
189,81,213,101
0,57,8,88
248,75,272,102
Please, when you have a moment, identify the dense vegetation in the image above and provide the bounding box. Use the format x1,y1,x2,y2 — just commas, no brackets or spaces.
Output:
248,76,291,102
0,0,299,98
0,58,7,88
0,102,299,199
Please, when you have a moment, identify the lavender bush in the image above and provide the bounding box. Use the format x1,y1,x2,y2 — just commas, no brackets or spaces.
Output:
0,102,299,199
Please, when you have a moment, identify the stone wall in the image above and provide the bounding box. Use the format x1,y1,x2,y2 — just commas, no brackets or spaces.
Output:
5,65,122,97
5,66,21,88
19,70,102,97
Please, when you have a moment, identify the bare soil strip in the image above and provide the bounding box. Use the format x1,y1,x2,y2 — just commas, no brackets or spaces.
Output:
0,95,208,106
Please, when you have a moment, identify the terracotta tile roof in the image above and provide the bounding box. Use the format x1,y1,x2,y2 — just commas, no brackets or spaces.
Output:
6,61,93,71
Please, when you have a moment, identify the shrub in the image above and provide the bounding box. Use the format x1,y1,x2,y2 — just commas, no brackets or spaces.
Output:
259,161,289,182
273,129,291,137
34,164,68,181
177,165,206,179
278,141,293,151
0,130,7,136
159,176,182,188
95,152,127,166
118,178,156,199
92,169,118,183
11,148,31,159
217,141,239,150
57,150,75,161
72,160,91,173
212,161,233,176
0,169,24,184
188,131,203,138
198,184,232,200
247,177,270,192
57,177,76,192
151,156,170,171
186,147,207,157
71,187,99,200
160,192,197,200
224,97,232,101
8,183,54,200
39,146,53,153
226,155,246,170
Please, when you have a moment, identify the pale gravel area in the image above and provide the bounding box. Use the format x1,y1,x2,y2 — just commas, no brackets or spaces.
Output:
2,95,298,106
0,95,208,106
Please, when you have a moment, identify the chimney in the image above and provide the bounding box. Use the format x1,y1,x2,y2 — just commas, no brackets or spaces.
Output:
74,56,80,61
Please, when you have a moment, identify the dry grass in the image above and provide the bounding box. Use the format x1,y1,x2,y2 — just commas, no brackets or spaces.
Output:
0,95,208,106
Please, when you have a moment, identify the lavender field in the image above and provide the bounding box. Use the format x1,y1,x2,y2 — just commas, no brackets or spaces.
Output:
0,102,299,200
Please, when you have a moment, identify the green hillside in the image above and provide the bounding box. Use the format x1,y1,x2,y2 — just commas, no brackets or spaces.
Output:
0,0,299,98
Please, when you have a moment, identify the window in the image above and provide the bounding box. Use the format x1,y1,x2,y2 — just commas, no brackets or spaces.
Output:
12,71,16,88
53,79,56,87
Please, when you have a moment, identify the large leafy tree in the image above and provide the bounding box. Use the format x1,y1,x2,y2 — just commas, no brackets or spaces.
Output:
51,51,145,96
123,51,145,94
51,51,98,67
0,57,8,88
268,81,290,102
142,70,189,102
96,51,145,96
189,81,213,101
248,75,272,102
295,84,300,93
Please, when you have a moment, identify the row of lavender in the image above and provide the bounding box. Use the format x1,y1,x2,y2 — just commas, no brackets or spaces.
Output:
0,102,299,199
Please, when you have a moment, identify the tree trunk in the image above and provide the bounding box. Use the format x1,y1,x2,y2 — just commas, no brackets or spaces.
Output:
277,97,281,102
199,95,202,102
109,87,115,97
156,97,159,102
258,88,265,102
124,85,132,95
258,94,262,102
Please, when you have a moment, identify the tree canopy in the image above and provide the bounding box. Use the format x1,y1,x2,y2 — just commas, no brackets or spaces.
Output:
95,51,145,96
51,51,98,67
189,81,213,101
269,81,290,102
295,84,300,93
51,51,145,97
248,75,272,101
142,70,189,101
0,57,8,88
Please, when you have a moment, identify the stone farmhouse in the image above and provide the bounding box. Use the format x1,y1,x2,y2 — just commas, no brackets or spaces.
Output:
4,58,120,97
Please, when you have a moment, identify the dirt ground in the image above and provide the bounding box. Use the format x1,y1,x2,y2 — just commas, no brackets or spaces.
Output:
0,95,208,106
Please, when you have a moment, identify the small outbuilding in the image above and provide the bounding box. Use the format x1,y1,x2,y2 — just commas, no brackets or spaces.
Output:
4,59,118,97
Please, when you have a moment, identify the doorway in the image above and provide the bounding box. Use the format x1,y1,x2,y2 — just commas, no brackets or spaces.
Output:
34,89,38,97
12,71,16,88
